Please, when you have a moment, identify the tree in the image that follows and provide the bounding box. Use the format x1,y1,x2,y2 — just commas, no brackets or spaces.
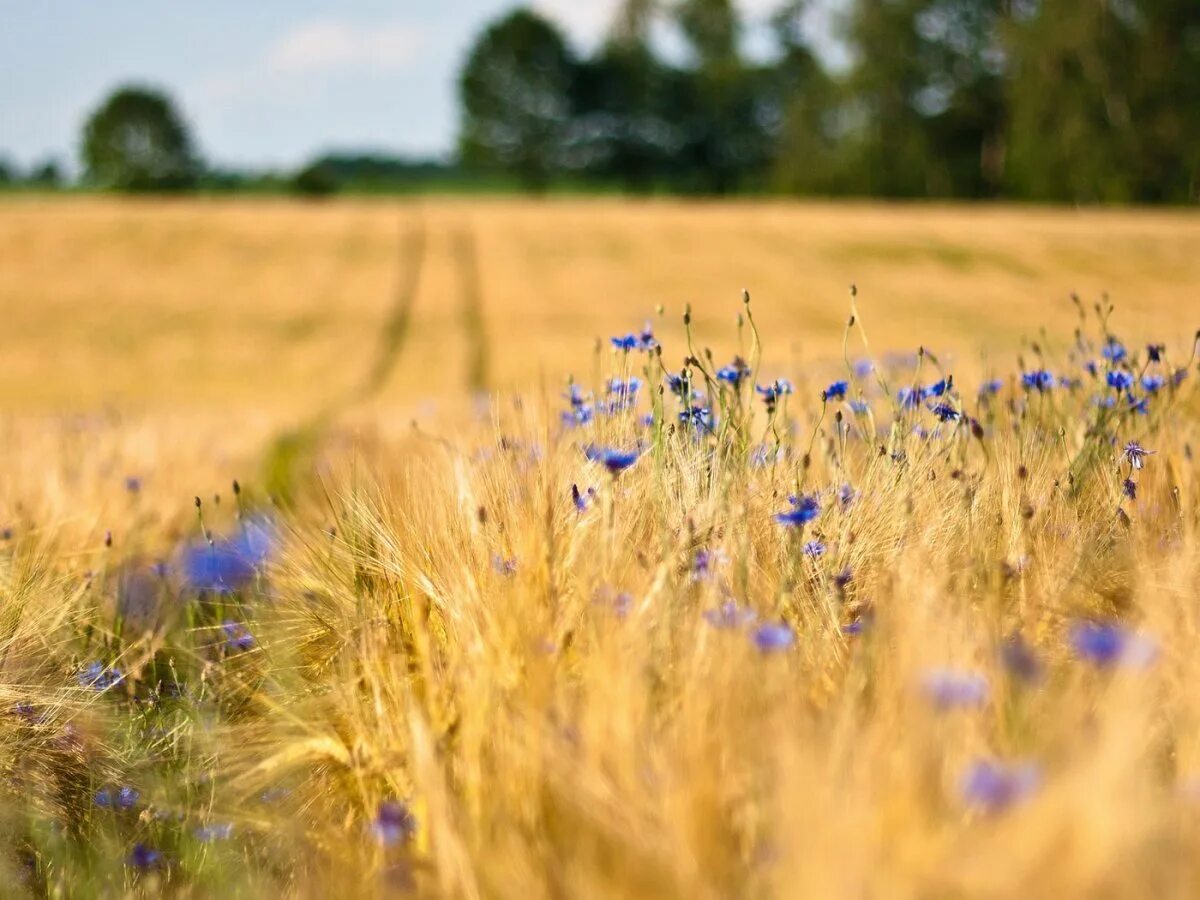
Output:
458,10,578,190
29,158,63,187
82,86,198,192
769,1,845,194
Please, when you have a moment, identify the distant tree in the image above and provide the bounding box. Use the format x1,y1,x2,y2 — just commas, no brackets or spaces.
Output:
0,157,14,186
670,0,775,193
676,0,740,65
1007,0,1200,203
458,10,578,190
82,86,198,192
768,1,844,194
29,158,63,187
290,160,340,197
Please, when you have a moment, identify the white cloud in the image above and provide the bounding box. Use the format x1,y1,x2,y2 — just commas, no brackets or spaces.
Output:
265,18,422,76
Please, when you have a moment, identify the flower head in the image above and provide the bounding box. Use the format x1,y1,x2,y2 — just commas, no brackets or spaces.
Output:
802,540,826,558
78,662,123,692
1070,621,1157,668
373,801,418,847
1021,370,1054,392
930,402,960,422
716,359,750,388
221,620,255,652
921,668,989,710
1122,441,1154,470
585,445,642,475
1102,339,1127,363
1106,370,1134,391
752,622,795,653
960,760,1041,813
610,334,638,352
127,843,161,869
774,495,820,527
824,380,848,401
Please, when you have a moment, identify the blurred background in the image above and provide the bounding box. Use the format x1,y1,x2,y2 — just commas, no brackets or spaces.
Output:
3,0,1199,200
1,1,1198,418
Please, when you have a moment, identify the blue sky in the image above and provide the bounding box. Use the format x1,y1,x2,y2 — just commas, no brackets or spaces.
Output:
0,2,834,172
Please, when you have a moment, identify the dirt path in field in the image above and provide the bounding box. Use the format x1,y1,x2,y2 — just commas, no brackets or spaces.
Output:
260,207,428,500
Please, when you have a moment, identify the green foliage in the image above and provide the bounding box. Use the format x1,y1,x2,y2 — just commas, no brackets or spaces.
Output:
289,161,340,198
458,10,578,190
81,85,198,192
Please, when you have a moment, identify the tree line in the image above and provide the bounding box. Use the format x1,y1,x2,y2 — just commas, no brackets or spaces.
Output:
4,0,1196,202
460,0,1200,202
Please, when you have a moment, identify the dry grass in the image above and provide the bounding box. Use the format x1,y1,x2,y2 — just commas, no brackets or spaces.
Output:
0,196,1198,897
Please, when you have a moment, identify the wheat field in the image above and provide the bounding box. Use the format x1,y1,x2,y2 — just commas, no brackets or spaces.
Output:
0,196,1198,897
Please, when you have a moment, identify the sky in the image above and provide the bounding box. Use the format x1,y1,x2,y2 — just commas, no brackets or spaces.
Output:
0,1,835,173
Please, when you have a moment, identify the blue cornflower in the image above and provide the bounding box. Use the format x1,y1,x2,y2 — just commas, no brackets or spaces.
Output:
979,378,1003,396
127,843,161,869
838,484,855,508
585,445,642,475
124,476,142,493
824,380,848,401
853,359,874,378
491,555,517,576
561,405,595,428
1147,343,1165,362
606,377,642,399
849,399,870,415
611,592,634,619
571,484,594,513
95,786,139,809
665,373,690,398
181,543,256,594
926,378,949,397
752,622,795,653
1106,370,1134,391
1122,478,1137,500
1102,339,1127,363
180,516,274,595
1021,370,1054,392
703,600,757,629
679,406,715,432
774,495,820,527
1123,441,1154,470
195,823,234,842
78,662,123,691
930,403,960,422
960,760,1041,813
1000,633,1041,682
610,334,639,352
638,323,657,350
716,360,750,388
692,548,726,581
757,380,794,403
1127,394,1149,415
373,801,417,847
1070,621,1157,668
1141,374,1165,393
565,384,590,408
842,617,870,636
1084,359,1099,377
802,540,826,558
897,386,923,409
921,668,989,710
221,620,255,652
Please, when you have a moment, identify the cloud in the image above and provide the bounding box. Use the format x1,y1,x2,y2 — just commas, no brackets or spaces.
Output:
264,18,422,76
